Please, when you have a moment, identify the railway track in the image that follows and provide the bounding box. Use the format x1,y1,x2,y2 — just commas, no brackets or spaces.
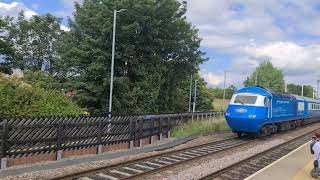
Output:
51,137,252,180
199,130,315,180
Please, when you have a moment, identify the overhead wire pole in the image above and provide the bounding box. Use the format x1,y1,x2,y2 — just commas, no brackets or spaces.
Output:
222,71,227,112
317,80,320,98
301,84,304,97
313,87,315,99
255,72,258,86
284,80,287,93
188,75,193,112
192,79,198,113
108,9,127,118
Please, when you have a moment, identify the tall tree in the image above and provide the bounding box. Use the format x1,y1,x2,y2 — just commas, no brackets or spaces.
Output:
244,61,285,92
287,84,313,98
0,16,15,74
60,0,206,114
7,12,63,74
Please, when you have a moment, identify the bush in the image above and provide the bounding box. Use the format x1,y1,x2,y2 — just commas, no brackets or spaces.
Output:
0,73,84,118
172,117,230,138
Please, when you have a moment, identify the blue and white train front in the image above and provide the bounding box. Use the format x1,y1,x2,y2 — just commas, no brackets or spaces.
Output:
225,93,269,134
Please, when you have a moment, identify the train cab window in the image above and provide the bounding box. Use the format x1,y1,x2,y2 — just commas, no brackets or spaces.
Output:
230,93,266,106
234,95,257,105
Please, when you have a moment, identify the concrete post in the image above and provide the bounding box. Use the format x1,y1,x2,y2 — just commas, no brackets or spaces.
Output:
167,130,171,138
139,139,143,147
1,157,7,170
150,136,154,144
160,133,163,141
56,150,63,160
97,145,103,154
129,140,134,149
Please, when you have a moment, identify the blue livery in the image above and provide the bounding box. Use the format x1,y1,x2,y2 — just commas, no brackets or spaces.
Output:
225,86,320,135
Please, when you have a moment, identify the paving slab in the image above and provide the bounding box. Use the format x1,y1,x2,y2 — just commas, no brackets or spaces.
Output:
246,141,314,180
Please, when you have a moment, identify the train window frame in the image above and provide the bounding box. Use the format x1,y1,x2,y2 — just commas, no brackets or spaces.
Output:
230,93,267,107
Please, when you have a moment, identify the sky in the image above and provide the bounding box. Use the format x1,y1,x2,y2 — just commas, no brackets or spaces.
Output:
1,0,320,89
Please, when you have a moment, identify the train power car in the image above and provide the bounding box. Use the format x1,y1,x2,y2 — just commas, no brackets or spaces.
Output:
225,86,320,136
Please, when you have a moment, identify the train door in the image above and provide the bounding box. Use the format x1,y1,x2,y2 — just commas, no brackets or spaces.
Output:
297,101,305,117
267,97,272,120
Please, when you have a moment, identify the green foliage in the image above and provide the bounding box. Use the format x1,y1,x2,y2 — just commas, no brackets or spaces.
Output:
60,0,206,114
195,76,215,112
172,117,230,138
287,84,313,98
0,73,83,118
210,85,237,99
244,61,285,92
22,70,61,90
0,16,15,73
7,12,63,73
212,98,230,112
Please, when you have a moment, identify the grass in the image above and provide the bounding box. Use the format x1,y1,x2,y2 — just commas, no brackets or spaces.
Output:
213,98,230,112
172,117,231,138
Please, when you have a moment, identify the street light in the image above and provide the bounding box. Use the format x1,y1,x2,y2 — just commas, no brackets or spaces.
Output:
108,9,127,118
188,75,193,112
192,79,198,113
222,71,227,112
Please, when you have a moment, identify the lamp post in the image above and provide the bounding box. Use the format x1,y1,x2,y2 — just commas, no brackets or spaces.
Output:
317,80,320,98
222,71,227,112
188,75,193,112
192,79,198,113
108,9,127,118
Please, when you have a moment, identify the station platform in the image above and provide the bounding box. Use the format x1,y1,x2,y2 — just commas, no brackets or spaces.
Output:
246,141,315,180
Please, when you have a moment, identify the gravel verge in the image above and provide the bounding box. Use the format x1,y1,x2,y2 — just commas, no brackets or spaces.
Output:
135,123,320,180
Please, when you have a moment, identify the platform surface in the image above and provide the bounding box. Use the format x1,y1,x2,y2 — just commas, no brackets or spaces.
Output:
246,141,315,180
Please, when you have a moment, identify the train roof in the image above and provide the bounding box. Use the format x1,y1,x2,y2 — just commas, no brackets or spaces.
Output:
237,86,295,99
237,86,320,102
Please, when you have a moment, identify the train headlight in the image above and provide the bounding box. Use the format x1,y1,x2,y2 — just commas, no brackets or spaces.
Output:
249,114,256,118
225,112,230,116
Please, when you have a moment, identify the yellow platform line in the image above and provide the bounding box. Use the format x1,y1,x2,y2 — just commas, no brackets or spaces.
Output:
292,160,315,180
245,141,311,180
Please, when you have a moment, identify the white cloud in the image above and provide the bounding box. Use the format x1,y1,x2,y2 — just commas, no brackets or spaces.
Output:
54,0,84,18
0,2,37,19
200,70,224,87
185,0,320,88
60,25,70,32
0,2,69,32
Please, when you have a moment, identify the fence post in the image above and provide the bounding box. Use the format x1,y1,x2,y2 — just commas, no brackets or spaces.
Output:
129,118,134,149
150,118,155,144
97,119,103,154
56,122,63,160
1,120,8,170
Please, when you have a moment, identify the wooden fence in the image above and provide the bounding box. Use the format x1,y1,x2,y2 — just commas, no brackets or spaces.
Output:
0,112,224,159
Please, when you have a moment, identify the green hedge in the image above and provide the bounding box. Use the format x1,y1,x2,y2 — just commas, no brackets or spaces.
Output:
0,73,84,118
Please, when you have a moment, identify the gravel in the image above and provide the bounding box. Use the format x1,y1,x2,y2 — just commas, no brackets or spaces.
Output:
162,139,284,180
136,124,320,180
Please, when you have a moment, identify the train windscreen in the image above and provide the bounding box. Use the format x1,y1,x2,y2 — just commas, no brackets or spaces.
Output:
233,95,257,105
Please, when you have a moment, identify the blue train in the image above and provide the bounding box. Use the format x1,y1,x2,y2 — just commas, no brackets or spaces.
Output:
225,86,320,136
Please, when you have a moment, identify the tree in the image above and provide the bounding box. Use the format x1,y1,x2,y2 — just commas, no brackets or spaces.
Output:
0,16,15,74
210,85,237,99
60,0,206,114
244,61,285,92
287,84,313,98
196,77,215,112
0,73,83,118
7,12,63,74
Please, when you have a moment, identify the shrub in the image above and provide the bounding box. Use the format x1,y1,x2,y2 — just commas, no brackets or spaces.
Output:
172,117,230,138
0,73,84,118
